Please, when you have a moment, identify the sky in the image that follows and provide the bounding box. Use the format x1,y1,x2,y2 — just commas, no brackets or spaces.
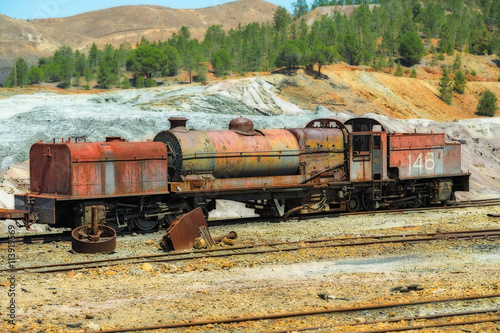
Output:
1,0,300,20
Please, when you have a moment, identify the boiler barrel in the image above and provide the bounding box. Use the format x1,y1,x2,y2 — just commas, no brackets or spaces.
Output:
155,128,300,179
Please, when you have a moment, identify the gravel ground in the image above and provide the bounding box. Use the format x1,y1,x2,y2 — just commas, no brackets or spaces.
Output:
1,205,499,332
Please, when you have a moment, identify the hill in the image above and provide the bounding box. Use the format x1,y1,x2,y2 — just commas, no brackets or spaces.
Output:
299,4,380,26
0,0,279,82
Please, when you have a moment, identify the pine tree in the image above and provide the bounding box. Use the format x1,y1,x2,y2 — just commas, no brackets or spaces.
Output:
121,77,131,89
452,54,462,71
476,90,498,117
292,0,308,18
84,68,94,85
387,57,395,74
136,76,145,88
3,68,16,87
439,68,453,104
310,44,335,78
28,67,44,84
410,68,417,78
453,70,466,94
212,48,232,77
394,62,403,76
15,58,29,86
398,30,425,65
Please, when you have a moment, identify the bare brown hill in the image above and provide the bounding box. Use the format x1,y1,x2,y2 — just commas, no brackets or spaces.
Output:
30,0,278,49
0,0,278,82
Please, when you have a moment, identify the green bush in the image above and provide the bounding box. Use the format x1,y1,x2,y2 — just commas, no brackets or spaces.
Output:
145,78,157,87
453,70,466,94
476,90,498,117
470,70,477,76
136,76,145,88
398,30,425,65
84,84,90,90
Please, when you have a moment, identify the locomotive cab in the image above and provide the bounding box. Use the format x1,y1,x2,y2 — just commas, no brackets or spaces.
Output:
345,118,388,182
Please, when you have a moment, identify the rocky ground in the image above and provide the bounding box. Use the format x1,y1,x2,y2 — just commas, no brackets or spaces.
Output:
1,205,499,332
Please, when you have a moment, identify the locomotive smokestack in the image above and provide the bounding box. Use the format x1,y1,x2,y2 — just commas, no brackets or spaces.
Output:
168,117,187,129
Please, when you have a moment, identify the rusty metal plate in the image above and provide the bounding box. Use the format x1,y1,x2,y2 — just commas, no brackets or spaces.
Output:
0,209,29,220
163,207,208,251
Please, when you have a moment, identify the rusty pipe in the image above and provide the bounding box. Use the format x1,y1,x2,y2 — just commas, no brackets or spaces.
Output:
213,231,237,243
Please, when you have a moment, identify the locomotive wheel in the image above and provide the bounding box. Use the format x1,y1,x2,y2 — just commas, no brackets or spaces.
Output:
106,222,126,233
362,187,379,211
346,194,361,212
160,200,191,227
407,195,422,208
133,217,159,231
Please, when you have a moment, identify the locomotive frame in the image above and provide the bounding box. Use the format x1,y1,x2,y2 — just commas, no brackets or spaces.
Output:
15,117,470,231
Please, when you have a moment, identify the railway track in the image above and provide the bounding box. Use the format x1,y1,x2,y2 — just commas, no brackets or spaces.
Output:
82,294,500,333
2,228,498,274
1,198,499,244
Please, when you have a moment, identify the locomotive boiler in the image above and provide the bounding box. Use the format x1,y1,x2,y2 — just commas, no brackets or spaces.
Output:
15,117,470,231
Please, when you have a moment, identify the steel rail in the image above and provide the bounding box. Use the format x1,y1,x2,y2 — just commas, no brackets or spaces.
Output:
353,316,500,333
83,294,500,333
3,228,499,274
265,308,500,332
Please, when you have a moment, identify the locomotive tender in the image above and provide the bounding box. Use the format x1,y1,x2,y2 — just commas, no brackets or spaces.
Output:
15,117,470,231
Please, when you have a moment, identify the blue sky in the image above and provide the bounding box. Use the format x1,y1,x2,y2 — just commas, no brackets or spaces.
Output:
1,0,301,20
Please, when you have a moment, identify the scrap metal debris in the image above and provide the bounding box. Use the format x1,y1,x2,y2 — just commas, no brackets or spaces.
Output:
71,206,117,253
160,207,238,251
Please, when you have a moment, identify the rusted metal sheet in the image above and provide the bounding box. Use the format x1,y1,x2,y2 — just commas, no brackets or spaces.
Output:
172,174,311,192
388,133,458,179
162,207,208,251
155,117,300,180
349,133,372,181
30,139,168,197
0,209,30,220
288,128,345,176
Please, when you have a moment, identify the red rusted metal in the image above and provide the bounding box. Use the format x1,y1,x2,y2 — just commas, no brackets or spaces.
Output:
71,206,117,253
0,209,30,220
155,118,300,179
213,231,237,243
29,139,168,197
162,207,208,251
288,127,345,177
389,133,462,179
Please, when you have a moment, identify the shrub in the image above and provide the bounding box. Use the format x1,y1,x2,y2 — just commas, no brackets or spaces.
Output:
136,76,145,88
476,90,498,117
121,77,131,89
145,78,157,87
394,62,403,77
439,68,453,105
470,70,477,76
398,30,425,65
453,70,466,94
84,84,90,90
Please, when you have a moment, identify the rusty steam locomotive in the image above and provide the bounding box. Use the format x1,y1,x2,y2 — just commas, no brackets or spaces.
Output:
15,117,470,231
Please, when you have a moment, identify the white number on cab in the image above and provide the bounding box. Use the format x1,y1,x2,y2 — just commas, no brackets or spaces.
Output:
409,152,434,172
